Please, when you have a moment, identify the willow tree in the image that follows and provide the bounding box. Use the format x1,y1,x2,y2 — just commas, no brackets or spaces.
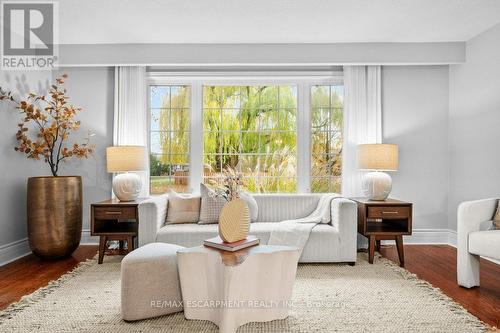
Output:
202,86,298,192
153,84,343,193
311,86,343,192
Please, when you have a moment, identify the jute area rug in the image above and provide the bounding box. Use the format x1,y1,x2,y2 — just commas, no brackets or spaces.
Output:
0,253,489,332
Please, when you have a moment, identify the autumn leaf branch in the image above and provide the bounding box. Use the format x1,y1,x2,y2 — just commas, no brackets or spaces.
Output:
0,74,94,176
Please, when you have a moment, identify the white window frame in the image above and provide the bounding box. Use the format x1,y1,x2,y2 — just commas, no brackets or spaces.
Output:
147,71,343,194
310,85,345,193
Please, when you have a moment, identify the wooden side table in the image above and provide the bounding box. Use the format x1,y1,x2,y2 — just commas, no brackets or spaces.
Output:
90,199,145,264
350,198,412,267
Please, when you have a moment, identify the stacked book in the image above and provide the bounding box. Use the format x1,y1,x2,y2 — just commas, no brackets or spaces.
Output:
203,235,259,252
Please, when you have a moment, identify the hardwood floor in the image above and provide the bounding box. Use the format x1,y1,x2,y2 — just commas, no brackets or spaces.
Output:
0,244,498,328
0,246,98,310
379,244,500,328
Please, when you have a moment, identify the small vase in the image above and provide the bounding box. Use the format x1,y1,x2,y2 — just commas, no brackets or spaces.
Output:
218,198,250,243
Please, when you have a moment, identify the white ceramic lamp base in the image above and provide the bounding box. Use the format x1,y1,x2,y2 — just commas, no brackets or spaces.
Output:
362,171,392,201
112,172,142,201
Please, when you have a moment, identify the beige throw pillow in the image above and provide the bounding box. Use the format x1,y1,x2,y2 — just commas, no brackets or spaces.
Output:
199,183,226,224
165,190,201,224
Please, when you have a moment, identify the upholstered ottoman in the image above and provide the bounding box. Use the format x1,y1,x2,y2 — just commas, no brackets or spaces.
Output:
121,242,184,321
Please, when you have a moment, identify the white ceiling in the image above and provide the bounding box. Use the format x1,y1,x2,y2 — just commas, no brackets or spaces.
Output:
59,0,500,44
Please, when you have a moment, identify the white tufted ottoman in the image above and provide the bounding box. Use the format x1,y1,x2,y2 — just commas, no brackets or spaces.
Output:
121,242,185,321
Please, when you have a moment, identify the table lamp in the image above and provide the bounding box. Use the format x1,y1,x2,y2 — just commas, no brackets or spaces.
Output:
357,144,398,201
106,146,147,201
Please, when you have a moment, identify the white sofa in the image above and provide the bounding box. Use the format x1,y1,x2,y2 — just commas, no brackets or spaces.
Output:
457,198,500,288
138,194,357,263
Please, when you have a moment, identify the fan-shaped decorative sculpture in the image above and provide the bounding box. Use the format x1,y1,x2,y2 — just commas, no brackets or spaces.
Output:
218,198,250,243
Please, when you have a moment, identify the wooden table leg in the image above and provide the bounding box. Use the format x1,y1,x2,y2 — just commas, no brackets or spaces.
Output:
376,240,381,252
395,235,405,267
368,235,376,264
126,236,134,253
98,236,107,264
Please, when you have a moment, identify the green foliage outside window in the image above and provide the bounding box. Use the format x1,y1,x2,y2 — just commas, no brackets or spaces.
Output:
149,84,343,194
203,85,298,193
150,86,190,193
311,85,343,193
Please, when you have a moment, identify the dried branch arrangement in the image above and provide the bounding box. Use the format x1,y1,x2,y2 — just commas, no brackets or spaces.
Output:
0,74,94,176
208,167,244,202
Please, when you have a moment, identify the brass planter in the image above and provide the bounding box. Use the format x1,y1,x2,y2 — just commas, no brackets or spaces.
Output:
27,176,82,259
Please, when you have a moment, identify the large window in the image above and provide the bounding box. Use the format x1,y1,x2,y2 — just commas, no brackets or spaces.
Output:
149,86,191,194
311,85,344,193
148,75,343,194
203,86,297,193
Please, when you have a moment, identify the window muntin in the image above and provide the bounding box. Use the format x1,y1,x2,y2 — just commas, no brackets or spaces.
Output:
149,85,190,194
147,78,344,195
310,85,344,193
202,85,298,193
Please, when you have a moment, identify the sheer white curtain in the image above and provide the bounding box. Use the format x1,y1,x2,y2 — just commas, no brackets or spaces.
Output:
342,66,382,249
113,66,149,197
342,65,382,197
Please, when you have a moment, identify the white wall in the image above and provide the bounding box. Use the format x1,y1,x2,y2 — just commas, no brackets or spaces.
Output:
0,68,113,263
382,66,450,231
448,23,500,231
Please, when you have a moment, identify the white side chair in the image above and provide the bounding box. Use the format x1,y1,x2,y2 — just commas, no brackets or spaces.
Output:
457,198,500,288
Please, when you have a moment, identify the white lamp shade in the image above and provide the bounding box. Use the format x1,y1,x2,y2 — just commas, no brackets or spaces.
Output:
106,146,147,173
358,144,398,171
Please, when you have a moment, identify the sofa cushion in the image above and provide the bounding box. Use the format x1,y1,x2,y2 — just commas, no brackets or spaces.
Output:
301,224,341,262
468,230,500,259
156,223,273,248
165,190,201,224
199,183,226,224
253,194,322,222
155,222,342,263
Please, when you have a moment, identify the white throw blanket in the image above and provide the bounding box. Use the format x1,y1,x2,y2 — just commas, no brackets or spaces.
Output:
267,194,342,253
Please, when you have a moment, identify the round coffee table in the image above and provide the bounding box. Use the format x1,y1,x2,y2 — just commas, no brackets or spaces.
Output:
177,244,300,333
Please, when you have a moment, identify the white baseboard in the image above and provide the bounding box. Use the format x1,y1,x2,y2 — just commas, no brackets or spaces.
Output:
448,230,457,247
484,257,500,265
406,228,455,244
80,229,99,245
0,238,31,266
0,230,99,267
381,229,456,245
